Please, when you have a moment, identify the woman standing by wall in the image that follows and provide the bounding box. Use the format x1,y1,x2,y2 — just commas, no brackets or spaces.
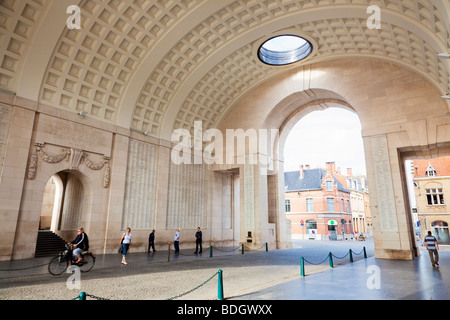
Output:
120,227,132,265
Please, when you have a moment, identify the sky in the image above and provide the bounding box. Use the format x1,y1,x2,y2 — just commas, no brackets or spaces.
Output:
282,107,367,176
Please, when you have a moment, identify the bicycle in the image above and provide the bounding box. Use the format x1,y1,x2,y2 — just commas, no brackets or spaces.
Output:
48,244,95,276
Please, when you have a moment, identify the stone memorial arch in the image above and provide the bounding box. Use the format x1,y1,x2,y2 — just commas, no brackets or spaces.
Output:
218,58,450,260
0,0,449,260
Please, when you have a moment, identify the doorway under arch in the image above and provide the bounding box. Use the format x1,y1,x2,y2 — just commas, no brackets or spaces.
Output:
39,171,87,242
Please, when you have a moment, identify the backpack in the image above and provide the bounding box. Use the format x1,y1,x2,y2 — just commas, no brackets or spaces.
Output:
83,233,89,251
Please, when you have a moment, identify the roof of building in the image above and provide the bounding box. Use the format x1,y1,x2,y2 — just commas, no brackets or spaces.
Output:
284,168,348,193
414,156,450,178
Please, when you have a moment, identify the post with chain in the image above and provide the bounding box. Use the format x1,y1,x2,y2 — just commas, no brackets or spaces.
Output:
349,249,353,262
328,252,334,268
78,292,86,300
300,256,305,277
266,242,268,252
363,246,367,258
210,245,213,258
217,269,224,300
241,243,244,254
168,242,171,262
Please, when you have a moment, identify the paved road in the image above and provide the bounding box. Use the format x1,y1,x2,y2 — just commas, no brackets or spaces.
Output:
0,240,373,300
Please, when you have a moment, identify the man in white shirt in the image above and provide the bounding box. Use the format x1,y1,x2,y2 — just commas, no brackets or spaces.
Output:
174,228,180,253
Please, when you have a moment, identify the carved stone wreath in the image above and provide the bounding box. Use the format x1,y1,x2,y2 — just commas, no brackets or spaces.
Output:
28,142,111,188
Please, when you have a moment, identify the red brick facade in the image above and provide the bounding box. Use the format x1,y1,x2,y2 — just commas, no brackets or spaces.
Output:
285,163,353,240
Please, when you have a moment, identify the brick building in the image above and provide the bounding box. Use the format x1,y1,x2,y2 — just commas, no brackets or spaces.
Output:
412,156,450,245
284,162,353,240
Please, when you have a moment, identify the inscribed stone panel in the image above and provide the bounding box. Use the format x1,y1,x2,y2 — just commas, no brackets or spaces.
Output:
0,104,11,182
371,134,399,232
244,164,255,230
122,139,158,229
166,162,207,229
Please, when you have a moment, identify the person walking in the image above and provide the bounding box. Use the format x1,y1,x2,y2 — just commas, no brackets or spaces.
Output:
424,231,439,267
174,228,180,253
148,230,156,252
195,227,202,253
120,227,132,265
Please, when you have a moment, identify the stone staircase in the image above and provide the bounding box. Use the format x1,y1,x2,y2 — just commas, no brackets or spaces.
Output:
34,230,67,257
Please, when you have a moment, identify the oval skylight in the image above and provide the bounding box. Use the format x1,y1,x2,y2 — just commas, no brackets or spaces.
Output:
258,35,312,66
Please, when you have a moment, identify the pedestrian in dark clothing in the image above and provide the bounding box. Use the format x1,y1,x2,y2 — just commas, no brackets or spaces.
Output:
174,228,180,253
195,227,202,253
69,228,89,264
148,230,156,252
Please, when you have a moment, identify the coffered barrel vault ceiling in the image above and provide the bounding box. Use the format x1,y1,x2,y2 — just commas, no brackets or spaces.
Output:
1,0,449,139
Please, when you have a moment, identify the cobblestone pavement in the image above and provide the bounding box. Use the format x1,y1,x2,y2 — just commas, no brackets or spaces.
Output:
0,240,373,300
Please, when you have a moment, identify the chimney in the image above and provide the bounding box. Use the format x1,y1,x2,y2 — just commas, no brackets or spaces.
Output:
360,176,366,190
299,165,304,178
337,167,341,174
326,162,336,173
347,168,353,178
305,164,310,170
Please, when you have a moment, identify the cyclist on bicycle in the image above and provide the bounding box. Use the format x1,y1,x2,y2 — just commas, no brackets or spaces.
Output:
69,228,89,264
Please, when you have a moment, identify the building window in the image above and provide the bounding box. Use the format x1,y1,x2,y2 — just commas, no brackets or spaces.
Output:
327,197,335,212
285,199,291,212
258,35,312,66
326,181,332,191
341,199,344,213
426,188,444,205
426,164,437,177
306,198,313,212
306,220,317,234
347,200,351,213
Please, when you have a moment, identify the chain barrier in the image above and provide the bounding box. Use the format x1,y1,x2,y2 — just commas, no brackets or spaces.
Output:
213,246,241,252
72,292,110,300
301,246,368,277
243,243,267,251
331,252,349,260
169,246,212,256
167,270,219,300
169,245,242,255
71,270,222,301
303,255,329,265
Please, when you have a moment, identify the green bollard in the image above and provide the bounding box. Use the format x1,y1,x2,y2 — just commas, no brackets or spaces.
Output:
266,242,268,252
78,292,86,300
241,243,244,254
300,257,305,277
349,249,353,262
210,246,213,258
328,252,334,268
363,246,367,259
217,269,224,300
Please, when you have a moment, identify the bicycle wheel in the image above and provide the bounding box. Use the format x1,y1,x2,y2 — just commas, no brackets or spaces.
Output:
48,256,68,275
79,253,95,272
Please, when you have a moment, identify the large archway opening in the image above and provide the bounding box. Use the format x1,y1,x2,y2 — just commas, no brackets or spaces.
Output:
36,171,87,256
280,106,369,242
